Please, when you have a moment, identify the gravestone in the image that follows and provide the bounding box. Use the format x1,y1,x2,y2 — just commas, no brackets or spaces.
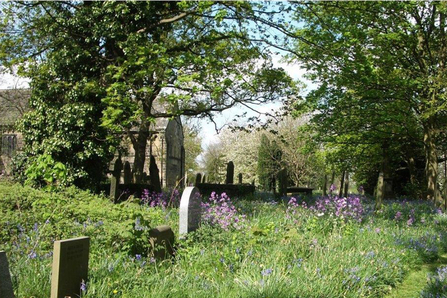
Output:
278,168,287,197
179,187,202,236
149,225,175,259
238,173,242,184
195,173,202,186
110,157,123,202
123,161,132,184
226,161,234,184
149,155,162,193
0,251,14,298
51,237,90,298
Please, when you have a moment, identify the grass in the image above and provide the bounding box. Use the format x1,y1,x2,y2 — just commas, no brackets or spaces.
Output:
1,181,447,297
386,254,447,298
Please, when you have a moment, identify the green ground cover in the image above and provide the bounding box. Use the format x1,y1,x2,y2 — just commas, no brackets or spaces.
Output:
1,181,447,297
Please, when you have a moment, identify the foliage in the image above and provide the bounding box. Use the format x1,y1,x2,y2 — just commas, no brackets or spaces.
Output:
200,141,227,183
0,1,296,186
257,134,282,191
287,2,447,202
182,119,202,182
3,181,447,297
201,192,246,231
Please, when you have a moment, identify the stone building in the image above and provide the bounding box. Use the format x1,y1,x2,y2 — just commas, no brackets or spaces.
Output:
0,89,185,188
0,89,29,175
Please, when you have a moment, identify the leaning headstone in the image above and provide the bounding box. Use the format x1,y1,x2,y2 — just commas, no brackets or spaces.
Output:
123,161,132,184
110,157,123,202
195,173,202,186
51,237,90,298
226,161,234,184
149,225,175,259
238,173,242,184
179,187,202,236
0,251,14,298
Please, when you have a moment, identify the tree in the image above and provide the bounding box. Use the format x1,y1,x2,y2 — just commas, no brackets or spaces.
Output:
201,141,226,184
257,134,282,192
0,1,296,187
288,2,447,203
182,118,202,182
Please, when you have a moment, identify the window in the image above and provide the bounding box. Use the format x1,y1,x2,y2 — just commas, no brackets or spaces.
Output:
1,134,17,157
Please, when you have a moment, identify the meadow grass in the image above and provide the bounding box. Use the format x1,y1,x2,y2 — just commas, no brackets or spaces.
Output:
1,181,447,297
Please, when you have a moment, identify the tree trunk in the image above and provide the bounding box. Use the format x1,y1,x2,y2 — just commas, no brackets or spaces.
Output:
343,171,349,197
322,174,327,196
132,121,150,184
375,172,384,210
423,121,439,202
338,170,345,197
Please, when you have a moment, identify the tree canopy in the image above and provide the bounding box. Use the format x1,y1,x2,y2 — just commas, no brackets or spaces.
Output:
0,1,296,187
287,1,447,202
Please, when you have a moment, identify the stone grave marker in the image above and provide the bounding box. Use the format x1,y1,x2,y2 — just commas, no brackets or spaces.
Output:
123,161,132,184
110,157,123,202
0,251,14,298
51,237,90,298
179,187,202,236
149,225,175,259
195,173,202,186
226,161,234,184
149,155,162,192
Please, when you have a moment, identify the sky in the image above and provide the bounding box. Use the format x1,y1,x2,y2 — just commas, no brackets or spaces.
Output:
196,54,315,149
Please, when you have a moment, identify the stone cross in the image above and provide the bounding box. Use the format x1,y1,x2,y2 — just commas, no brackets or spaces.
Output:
0,251,14,298
51,237,90,298
123,161,132,184
179,187,202,236
226,161,234,184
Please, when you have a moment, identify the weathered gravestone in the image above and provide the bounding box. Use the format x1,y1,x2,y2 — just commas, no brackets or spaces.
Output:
149,225,175,259
0,251,14,298
195,173,202,186
149,155,162,193
123,161,132,184
226,161,234,184
51,237,89,298
179,187,202,237
110,157,123,202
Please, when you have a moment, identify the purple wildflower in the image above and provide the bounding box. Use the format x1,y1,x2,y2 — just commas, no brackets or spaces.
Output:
261,268,273,276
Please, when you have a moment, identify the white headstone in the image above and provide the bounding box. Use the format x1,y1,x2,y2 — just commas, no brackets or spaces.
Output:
0,251,15,298
179,187,202,236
